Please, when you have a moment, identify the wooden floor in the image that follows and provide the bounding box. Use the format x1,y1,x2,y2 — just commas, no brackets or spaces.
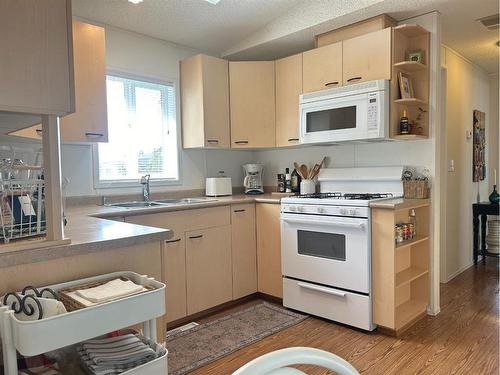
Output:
191,258,499,374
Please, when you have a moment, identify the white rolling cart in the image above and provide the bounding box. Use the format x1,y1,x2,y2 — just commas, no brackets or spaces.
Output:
0,271,168,375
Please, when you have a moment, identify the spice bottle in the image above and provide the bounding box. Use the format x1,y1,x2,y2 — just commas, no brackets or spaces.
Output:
400,110,410,134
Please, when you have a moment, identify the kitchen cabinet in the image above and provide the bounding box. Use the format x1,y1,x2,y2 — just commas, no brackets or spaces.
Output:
231,204,257,299
229,61,276,148
181,54,230,148
302,42,343,93
275,54,302,147
163,236,187,323
186,226,232,315
342,27,392,85
256,203,282,298
0,0,74,118
9,21,108,142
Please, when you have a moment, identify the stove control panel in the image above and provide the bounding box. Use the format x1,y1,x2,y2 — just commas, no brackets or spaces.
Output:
281,204,369,218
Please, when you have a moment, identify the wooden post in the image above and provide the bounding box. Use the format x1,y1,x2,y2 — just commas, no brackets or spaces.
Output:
41,115,64,241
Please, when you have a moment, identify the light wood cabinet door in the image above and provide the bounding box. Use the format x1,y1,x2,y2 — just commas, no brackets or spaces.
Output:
342,27,392,86
229,61,276,148
163,236,187,323
185,226,232,314
276,54,302,147
231,204,257,299
181,54,230,148
9,21,107,142
256,203,282,298
0,0,74,117
302,42,342,93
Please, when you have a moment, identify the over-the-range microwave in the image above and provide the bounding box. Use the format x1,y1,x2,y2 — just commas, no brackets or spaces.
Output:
299,79,389,144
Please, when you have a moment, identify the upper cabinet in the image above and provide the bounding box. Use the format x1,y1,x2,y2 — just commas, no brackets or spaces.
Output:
302,42,342,93
9,21,108,142
342,27,392,85
229,61,276,148
0,0,75,132
181,54,230,149
276,53,302,147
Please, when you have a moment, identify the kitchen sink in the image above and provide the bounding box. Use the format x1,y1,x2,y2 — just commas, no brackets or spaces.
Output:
106,201,164,209
153,197,217,204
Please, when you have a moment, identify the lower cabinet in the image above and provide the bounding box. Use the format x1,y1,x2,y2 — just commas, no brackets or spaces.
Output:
163,236,187,323
256,203,283,298
185,226,233,315
231,204,257,299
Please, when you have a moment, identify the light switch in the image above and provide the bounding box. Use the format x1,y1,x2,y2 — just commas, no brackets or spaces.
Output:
448,159,455,172
466,129,473,140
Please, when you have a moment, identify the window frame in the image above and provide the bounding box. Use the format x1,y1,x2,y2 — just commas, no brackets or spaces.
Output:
92,69,182,190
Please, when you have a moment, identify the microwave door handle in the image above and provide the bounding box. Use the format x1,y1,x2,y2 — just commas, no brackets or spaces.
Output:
282,217,365,230
297,282,346,297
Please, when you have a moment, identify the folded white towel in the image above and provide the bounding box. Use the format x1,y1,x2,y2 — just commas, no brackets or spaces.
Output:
15,296,67,321
75,279,144,304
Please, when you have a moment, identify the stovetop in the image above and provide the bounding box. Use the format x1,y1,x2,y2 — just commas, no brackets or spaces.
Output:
282,192,398,208
294,192,394,200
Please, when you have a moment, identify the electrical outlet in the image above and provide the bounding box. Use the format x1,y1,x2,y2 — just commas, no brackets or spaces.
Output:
448,159,455,172
466,129,473,140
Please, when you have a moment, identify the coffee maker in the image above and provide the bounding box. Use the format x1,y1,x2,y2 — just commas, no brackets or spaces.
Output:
243,164,264,195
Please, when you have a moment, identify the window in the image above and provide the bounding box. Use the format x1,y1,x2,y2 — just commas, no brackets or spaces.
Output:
96,74,179,186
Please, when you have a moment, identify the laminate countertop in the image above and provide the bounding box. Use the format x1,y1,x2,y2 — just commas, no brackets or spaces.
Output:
0,193,285,268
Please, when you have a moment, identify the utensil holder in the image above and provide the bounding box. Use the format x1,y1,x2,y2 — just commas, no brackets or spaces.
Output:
300,179,316,194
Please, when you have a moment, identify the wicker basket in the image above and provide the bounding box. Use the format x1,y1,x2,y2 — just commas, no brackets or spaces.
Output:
403,180,430,199
58,277,151,312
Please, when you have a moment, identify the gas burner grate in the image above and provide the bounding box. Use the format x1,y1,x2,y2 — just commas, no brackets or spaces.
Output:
296,192,343,199
342,193,394,200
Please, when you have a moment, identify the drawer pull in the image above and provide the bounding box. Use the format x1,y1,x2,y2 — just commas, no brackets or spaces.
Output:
35,129,43,135
234,140,249,144
234,209,246,213
85,132,105,137
165,238,181,243
189,234,203,239
297,282,346,297
324,81,339,87
347,77,362,83
207,139,219,144
288,138,299,142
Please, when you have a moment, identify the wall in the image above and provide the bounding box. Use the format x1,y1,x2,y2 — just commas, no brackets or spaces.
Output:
440,46,494,282
489,74,499,186
1,24,254,197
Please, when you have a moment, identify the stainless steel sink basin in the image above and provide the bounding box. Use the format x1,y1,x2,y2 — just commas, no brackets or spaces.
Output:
154,197,217,205
106,201,163,209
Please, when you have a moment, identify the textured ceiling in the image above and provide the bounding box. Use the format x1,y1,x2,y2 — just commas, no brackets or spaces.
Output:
72,0,302,55
72,0,499,74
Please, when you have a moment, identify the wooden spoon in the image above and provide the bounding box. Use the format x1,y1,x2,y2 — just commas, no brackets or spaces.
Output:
300,164,309,180
294,162,302,178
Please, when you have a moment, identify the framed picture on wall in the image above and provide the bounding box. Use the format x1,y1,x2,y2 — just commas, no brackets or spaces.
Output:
398,72,414,99
472,109,486,182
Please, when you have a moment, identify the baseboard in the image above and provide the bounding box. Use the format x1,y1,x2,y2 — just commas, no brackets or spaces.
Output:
443,261,474,283
256,292,283,305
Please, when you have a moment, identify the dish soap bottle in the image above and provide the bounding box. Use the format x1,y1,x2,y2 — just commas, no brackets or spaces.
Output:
399,110,410,135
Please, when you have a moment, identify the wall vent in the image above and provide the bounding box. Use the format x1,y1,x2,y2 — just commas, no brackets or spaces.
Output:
477,14,499,30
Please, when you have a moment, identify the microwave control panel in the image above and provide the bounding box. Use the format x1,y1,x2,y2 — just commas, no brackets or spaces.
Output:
367,92,379,131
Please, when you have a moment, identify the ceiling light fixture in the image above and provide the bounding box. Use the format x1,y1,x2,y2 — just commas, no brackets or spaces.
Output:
128,0,143,4
204,0,222,4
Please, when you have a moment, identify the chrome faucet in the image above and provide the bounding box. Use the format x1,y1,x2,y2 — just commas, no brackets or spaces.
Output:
140,174,151,202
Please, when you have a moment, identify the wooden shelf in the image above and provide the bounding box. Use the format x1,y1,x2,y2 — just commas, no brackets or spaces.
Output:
393,134,428,141
394,98,427,106
396,235,430,249
394,24,429,38
396,299,428,329
396,267,428,287
393,61,427,72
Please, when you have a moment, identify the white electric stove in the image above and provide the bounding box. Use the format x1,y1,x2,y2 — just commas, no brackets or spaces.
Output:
281,166,405,331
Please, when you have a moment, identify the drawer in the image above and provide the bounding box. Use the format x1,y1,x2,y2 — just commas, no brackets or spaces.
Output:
283,278,374,331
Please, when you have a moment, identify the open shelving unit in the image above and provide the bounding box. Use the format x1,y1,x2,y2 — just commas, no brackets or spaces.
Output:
372,200,430,335
390,23,431,139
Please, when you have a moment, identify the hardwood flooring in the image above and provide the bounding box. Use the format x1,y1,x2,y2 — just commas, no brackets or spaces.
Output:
191,259,499,374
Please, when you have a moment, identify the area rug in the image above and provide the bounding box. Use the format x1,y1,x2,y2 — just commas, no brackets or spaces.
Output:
166,302,308,375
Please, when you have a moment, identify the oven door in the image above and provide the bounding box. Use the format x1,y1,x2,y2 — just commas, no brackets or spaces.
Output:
281,212,370,294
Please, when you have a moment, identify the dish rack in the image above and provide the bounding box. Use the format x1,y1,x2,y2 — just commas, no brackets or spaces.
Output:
0,146,45,243
0,271,168,375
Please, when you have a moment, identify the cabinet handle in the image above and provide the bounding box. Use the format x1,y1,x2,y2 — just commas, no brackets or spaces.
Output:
207,139,219,144
288,138,299,142
85,132,104,137
165,238,181,243
35,129,43,135
324,81,339,87
188,234,203,239
234,140,249,144
347,77,362,83
234,209,246,213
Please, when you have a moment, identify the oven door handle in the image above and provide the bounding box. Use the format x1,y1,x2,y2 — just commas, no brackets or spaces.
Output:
297,282,346,297
281,217,366,230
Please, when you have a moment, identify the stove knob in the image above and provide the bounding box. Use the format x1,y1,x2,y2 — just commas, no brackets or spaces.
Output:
340,208,347,215
289,206,296,211
349,209,357,216
317,207,324,213
297,206,303,212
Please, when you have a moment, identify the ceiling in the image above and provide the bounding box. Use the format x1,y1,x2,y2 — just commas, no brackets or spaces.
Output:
72,0,499,74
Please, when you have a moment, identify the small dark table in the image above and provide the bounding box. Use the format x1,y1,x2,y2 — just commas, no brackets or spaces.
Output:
473,202,500,264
